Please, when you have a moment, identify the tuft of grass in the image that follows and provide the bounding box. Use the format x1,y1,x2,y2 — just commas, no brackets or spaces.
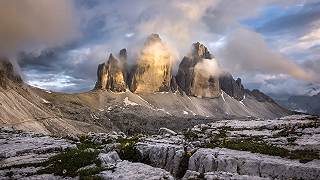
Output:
117,143,150,165
5,171,13,177
78,167,104,180
69,101,83,106
177,151,192,179
183,130,199,141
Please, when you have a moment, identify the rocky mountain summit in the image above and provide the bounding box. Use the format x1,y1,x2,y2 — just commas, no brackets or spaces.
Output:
94,50,128,92
176,42,221,98
0,60,23,89
129,33,173,93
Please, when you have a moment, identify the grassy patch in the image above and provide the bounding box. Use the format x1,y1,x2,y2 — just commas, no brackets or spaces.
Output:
5,171,13,178
183,130,199,141
32,148,100,177
78,167,104,180
204,139,320,163
117,143,150,165
69,101,83,106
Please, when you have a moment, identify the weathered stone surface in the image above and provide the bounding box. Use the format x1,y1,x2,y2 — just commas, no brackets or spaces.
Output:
219,72,244,101
204,171,271,180
158,127,177,136
94,51,128,92
98,160,175,180
0,127,77,167
99,151,121,168
129,34,172,93
189,148,320,180
136,143,185,177
176,42,220,98
182,170,201,180
183,170,270,180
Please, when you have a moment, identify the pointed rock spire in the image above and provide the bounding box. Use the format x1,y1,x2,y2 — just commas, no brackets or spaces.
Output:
94,51,127,92
129,34,172,93
175,43,220,98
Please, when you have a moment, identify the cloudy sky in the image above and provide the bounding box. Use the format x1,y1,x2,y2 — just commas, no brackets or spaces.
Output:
1,0,320,100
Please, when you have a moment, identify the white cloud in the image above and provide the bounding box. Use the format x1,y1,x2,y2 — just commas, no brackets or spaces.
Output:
218,28,314,80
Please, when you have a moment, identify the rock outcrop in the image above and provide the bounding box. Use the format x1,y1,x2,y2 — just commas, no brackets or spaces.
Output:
0,127,77,168
94,50,128,92
136,143,185,177
189,148,320,180
176,42,221,98
249,89,274,102
0,60,23,89
219,72,244,101
129,34,173,93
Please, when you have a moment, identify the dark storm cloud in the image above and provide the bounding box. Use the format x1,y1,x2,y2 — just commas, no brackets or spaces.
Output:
0,0,78,59
255,1,320,36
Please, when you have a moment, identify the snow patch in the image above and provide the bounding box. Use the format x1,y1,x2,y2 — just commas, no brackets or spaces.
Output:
90,114,99,120
41,98,50,103
221,92,225,102
123,97,139,106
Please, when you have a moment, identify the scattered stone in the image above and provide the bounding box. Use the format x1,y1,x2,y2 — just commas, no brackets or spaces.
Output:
99,151,121,168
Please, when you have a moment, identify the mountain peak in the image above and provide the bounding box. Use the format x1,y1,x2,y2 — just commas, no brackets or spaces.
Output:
191,42,212,59
145,33,162,46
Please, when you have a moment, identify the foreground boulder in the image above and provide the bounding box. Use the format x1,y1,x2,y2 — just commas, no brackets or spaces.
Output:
129,34,173,93
136,143,185,177
98,160,175,180
176,42,221,98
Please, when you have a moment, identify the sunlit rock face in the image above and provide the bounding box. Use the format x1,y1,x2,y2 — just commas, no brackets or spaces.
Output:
129,34,172,94
176,42,221,98
94,50,128,92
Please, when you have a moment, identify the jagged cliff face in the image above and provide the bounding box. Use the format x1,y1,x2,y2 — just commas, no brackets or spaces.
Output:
0,60,23,89
129,34,172,94
219,72,245,101
94,50,128,92
176,42,221,98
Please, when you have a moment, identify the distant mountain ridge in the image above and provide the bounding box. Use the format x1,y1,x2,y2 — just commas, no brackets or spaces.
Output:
276,93,320,115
